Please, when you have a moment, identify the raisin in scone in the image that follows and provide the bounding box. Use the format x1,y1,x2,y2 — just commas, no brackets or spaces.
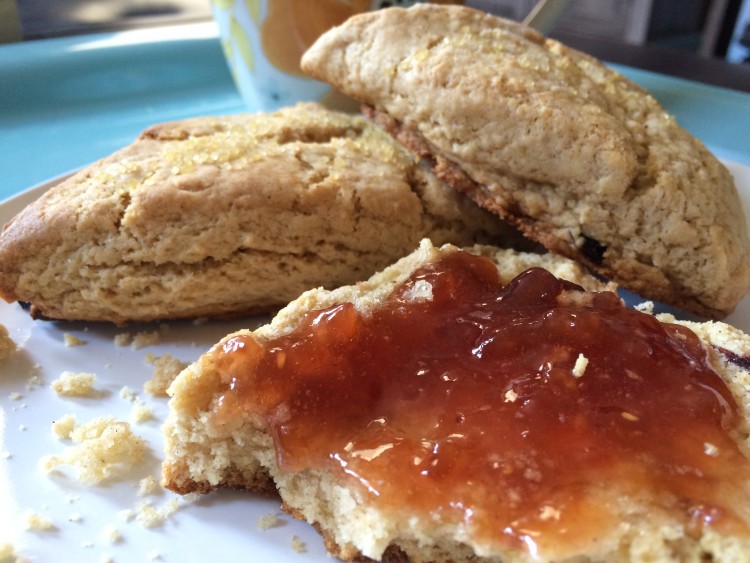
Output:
301,4,750,319
0,103,518,324
162,239,750,562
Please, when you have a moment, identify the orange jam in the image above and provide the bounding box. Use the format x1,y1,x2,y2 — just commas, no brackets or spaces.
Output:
215,251,750,555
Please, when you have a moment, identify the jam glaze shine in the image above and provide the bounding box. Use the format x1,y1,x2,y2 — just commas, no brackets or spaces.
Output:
214,251,750,557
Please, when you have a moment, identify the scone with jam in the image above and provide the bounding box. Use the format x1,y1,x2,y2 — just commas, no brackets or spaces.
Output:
0,103,516,324
301,4,750,319
162,239,750,562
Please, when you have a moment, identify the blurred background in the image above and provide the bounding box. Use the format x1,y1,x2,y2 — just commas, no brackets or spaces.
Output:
1,0,747,64
478,0,750,64
0,0,749,80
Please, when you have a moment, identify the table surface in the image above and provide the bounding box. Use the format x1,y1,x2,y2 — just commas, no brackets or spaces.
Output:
1,21,749,203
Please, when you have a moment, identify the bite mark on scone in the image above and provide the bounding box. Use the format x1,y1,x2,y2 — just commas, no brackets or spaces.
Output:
162,240,750,562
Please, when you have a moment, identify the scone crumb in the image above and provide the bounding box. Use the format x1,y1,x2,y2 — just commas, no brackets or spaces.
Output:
120,387,154,423
63,333,86,347
8,392,21,400
135,499,180,528
40,416,146,484
164,498,180,516
52,414,77,439
102,524,123,544
257,512,284,530
0,323,16,360
24,510,55,531
25,373,42,390
290,535,306,553
132,403,154,423
131,330,160,350
144,354,188,396
51,371,97,397
120,386,137,402
135,501,162,528
118,509,135,523
138,475,160,497
113,333,132,347
572,354,588,378
504,389,518,403
99,555,113,563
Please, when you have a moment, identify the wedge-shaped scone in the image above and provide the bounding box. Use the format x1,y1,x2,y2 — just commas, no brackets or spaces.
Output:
162,239,750,562
301,5,750,319
0,103,516,324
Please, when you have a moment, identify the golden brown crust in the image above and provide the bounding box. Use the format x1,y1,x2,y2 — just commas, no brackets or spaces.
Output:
0,103,517,324
161,240,750,562
365,105,725,318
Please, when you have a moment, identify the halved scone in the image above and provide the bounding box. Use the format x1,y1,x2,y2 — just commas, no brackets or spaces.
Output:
162,240,750,562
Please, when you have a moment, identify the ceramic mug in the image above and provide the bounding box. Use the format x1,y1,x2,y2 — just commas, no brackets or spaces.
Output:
211,0,452,112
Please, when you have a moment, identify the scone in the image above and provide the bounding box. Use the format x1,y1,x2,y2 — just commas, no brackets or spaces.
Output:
0,102,518,324
162,239,750,562
301,4,750,319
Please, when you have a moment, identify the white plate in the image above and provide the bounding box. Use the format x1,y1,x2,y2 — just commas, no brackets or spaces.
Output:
1,160,750,562
0,176,332,562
